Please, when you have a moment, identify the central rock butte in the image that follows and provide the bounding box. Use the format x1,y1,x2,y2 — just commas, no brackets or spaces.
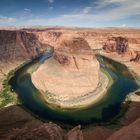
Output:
31,35,105,108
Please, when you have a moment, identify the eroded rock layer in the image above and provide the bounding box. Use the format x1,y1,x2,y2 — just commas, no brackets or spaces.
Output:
0,30,49,61
103,36,129,54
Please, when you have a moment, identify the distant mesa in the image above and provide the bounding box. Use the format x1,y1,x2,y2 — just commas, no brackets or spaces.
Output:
102,36,140,63
103,36,129,54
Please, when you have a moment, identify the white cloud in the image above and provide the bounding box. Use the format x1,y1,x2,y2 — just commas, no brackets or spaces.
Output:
0,16,17,23
24,8,31,12
48,0,140,23
48,0,54,3
95,0,140,19
121,24,126,27
22,0,140,27
49,6,54,10
82,7,92,14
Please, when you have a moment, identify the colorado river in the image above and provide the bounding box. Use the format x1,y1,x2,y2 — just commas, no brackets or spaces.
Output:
9,52,139,126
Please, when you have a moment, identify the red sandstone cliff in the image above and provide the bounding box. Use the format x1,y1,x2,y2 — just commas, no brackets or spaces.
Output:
0,30,49,61
0,29,140,62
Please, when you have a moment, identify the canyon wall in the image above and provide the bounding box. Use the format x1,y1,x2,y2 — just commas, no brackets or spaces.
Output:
0,28,140,140
0,30,50,61
0,28,140,62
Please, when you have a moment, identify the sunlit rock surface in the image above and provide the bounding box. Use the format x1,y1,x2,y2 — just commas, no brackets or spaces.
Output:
32,35,100,107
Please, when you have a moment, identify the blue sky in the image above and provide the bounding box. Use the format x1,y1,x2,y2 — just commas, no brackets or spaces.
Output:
0,0,140,27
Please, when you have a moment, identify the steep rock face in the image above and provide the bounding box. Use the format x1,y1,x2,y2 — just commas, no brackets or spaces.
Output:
130,52,140,63
7,123,83,140
56,35,91,51
0,30,49,61
1,29,140,62
103,37,129,54
66,125,84,140
53,35,94,66
0,30,17,60
37,31,62,47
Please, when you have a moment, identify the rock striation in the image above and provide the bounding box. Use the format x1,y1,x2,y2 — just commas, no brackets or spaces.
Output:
0,30,49,61
0,29,140,62
53,35,94,65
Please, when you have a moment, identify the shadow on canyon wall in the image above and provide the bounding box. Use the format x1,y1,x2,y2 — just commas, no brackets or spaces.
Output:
0,30,54,62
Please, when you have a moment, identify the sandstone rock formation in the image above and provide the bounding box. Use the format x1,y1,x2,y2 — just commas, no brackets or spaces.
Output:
1,103,140,140
0,30,49,61
0,28,140,140
1,29,140,62
8,122,64,140
66,125,84,140
0,105,43,139
130,52,140,63
7,122,83,140
32,35,100,108
37,31,62,47
103,36,129,54
53,35,94,64
107,117,140,140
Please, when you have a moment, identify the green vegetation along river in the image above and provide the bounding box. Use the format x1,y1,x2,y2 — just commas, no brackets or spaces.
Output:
9,52,139,127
